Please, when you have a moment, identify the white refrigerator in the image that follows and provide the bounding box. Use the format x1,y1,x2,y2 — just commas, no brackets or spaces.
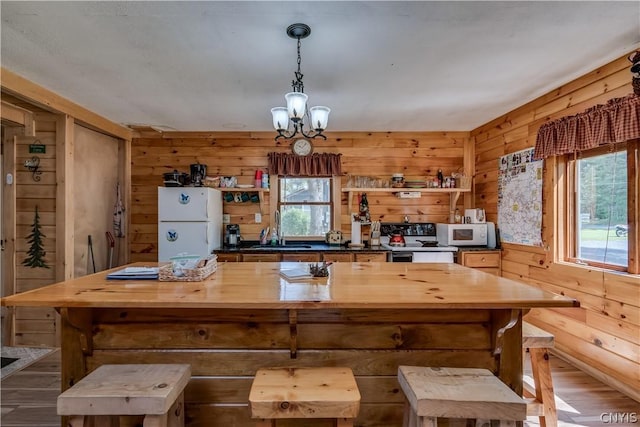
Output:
158,187,223,261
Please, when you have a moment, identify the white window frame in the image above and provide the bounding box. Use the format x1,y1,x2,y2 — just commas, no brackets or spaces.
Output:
270,175,342,241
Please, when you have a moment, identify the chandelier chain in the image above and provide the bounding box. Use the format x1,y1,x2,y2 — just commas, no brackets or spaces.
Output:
292,36,304,93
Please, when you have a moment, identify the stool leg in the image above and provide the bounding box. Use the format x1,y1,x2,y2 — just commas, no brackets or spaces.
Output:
143,414,168,427
68,415,87,427
255,420,273,427
94,416,120,427
336,418,355,427
418,416,437,427
530,348,557,427
402,400,411,427
143,392,185,427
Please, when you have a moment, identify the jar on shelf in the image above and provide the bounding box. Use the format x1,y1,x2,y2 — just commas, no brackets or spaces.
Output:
454,208,462,223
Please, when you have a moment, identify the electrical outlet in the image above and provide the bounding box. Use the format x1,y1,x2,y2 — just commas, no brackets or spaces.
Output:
223,214,230,224
255,213,262,223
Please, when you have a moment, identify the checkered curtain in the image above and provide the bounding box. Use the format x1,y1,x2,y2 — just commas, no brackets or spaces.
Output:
268,152,342,176
534,94,640,159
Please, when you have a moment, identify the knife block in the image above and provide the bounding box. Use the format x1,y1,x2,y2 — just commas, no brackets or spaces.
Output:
370,230,381,247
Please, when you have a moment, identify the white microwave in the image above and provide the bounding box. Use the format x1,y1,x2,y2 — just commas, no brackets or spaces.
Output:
436,223,492,247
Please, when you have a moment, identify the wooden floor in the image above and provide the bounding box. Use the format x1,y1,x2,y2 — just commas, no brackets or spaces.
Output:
1,349,638,426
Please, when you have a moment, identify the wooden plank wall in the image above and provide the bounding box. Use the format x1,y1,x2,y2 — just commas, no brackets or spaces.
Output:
14,117,58,346
130,132,469,262
2,108,129,347
2,71,132,347
470,53,640,401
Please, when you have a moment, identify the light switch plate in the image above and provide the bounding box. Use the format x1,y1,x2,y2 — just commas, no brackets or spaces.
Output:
223,214,230,224
255,213,262,223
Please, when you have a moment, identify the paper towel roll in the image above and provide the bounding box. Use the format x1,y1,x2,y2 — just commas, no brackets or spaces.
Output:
351,221,361,244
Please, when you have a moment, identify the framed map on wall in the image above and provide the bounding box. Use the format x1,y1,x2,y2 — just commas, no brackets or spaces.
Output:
497,148,543,246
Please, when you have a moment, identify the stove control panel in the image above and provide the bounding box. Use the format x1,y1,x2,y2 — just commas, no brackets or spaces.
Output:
380,222,436,237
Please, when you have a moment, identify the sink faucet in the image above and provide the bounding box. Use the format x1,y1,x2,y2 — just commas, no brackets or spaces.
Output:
274,210,284,245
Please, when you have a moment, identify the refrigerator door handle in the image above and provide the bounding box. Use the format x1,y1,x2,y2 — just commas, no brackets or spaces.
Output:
206,223,210,245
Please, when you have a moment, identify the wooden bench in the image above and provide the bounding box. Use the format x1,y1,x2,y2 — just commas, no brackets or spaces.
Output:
57,364,191,427
249,367,361,426
523,321,557,427
398,366,526,427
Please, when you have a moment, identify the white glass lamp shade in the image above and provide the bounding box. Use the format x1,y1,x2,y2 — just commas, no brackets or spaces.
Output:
285,92,308,119
310,106,330,130
271,107,289,131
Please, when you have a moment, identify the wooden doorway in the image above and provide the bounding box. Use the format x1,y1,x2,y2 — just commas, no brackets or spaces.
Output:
1,127,19,346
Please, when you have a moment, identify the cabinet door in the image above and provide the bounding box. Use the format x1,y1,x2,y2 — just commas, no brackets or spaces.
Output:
282,253,322,262
242,254,281,262
354,253,388,262
322,253,353,262
216,253,241,263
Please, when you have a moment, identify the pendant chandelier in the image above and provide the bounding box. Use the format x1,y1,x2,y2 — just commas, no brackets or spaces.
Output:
271,23,330,141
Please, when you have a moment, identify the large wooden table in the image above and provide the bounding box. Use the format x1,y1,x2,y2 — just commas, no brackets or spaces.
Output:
2,262,578,427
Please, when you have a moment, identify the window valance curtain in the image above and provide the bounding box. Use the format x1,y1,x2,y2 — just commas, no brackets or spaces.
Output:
267,152,342,176
533,94,640,159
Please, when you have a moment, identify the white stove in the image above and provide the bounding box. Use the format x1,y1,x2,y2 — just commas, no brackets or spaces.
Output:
379,222,458,262
380,242,459,252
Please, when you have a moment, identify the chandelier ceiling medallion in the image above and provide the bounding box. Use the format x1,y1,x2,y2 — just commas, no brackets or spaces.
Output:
271,23,330,141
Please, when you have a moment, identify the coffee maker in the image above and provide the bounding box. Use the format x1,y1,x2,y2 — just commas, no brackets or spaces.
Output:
190,163,207,187
225,224,241,247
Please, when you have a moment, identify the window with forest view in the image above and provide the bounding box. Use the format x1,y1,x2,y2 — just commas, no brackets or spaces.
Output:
278,177,332,238
570,147,628,269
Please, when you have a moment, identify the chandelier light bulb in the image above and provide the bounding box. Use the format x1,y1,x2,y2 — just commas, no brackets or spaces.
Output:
285,92,308,120
310,106,330,131
271,107,289,131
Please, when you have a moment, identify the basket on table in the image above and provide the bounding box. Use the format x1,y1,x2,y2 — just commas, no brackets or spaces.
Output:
159,255,217,282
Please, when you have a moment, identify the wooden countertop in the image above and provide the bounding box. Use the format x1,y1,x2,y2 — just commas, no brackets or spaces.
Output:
1,262,578,310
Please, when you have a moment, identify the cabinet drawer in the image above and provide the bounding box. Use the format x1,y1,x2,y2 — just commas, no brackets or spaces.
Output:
216,253,241,263
461,251,501,268
242,254,281,262
354,253,387,262
322,253,354,262
282,253,322,262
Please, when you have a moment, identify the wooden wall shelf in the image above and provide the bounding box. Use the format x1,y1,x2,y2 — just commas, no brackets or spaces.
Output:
341,187,470,220
219,187,269,213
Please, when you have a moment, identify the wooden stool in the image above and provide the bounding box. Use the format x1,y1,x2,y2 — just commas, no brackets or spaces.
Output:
398,366,526,427
249,367,361,427
57,364,191,427
523,321,557,427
